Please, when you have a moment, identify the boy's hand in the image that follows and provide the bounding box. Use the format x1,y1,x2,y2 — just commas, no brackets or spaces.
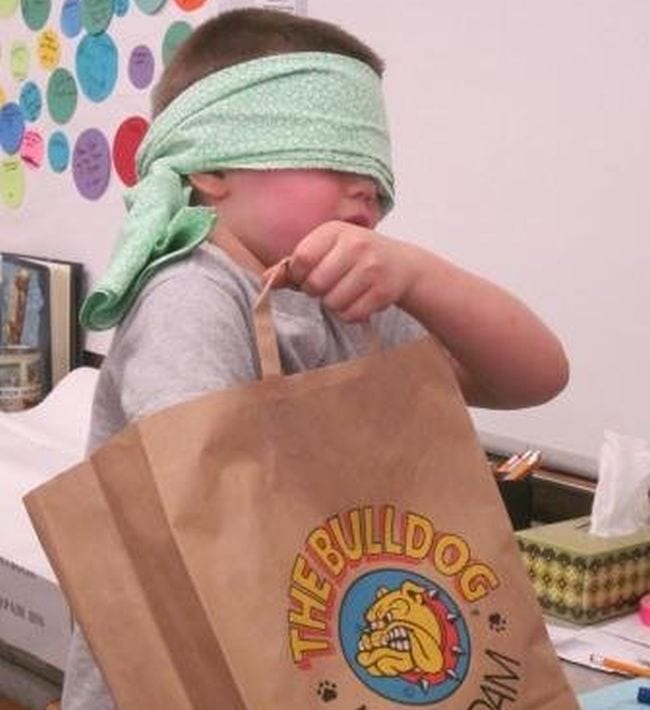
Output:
264,220,417,322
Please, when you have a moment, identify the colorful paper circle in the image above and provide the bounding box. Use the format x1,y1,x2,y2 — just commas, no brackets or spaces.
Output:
21,0,51,31
173,0,206,9
128,45,154,89
48,130,70,172
73,128,111,199
19,81,42,121
162,20,192,66
47,67,78,124
0,103,25,154
20,129,44,168
134,0,165,14
76,32,118,102
10,41,29,81
0,156,25,208
0,0,19,18
38,28,61,69
60,0,82,38
81,0,114,34
114,0,129,15
113,115,148,186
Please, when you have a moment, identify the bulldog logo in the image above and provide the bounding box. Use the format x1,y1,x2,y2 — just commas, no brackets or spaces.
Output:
339,570,470,705
357,581,447,677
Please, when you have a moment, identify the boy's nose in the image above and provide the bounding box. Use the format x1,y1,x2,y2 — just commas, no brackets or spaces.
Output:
345,174,380,205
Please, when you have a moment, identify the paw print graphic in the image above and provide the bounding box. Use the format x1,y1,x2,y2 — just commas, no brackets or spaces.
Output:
488,612,507,632
317,680,338,702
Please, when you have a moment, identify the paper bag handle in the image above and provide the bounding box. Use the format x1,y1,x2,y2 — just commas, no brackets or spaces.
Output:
253,258,381,379
252,259,288,378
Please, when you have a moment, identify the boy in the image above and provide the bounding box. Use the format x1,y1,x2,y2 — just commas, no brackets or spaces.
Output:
65,8,568,708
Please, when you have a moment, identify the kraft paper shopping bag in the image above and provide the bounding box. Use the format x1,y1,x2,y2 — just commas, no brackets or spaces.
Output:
25,272,578,709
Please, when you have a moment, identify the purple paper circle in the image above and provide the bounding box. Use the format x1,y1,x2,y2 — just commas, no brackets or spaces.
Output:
72,127,111,200
128,44,154,89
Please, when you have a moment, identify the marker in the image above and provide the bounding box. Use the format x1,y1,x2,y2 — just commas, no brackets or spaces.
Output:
590,654,650,678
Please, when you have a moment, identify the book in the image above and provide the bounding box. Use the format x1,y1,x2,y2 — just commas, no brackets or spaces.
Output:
0,253,83,408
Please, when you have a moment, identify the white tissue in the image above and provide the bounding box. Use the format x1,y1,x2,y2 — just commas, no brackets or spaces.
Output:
589,430,650,537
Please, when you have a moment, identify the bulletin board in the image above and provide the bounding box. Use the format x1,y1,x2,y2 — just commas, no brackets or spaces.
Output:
2,0,649,469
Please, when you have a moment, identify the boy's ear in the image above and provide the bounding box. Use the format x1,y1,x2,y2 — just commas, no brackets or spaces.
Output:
188,172,230,202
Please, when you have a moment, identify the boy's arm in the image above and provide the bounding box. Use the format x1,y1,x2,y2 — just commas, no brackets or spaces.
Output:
275,221,569,409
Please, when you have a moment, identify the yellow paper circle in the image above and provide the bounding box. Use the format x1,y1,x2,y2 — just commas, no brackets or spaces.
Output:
10,41,29,81
0,85,6,106
0,156,25,209
38,28,60,70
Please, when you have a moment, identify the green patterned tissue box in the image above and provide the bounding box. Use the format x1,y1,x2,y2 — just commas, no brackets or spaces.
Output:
516,516,650,624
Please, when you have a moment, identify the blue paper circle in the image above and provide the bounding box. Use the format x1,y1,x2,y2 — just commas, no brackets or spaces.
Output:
19,81,42,122
115,0,129,16
60,0,81,37
0,103,26,154
48,130,70,172
75,32,118,102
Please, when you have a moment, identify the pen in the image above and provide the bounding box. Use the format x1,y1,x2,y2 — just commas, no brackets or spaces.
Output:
589,653,650,678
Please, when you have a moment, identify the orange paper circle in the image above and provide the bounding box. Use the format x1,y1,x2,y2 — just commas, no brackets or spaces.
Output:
173,0,207,10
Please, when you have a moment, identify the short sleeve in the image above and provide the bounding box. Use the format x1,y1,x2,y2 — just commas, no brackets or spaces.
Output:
109,270,259,422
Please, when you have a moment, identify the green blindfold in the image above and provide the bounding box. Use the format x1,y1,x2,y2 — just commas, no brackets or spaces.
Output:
81,51,395,330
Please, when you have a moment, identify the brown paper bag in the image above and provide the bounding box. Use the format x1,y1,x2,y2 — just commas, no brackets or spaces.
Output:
25,288,578,709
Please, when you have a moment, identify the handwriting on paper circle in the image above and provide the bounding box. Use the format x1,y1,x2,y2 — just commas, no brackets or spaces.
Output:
60,0,82,38
0,156,25,208
73,127,111,200
128,45,154,89
47,67,78,124
10,41,29,81
38,28,60,70
19,81,42,122
48,131,70,173
0,102,25,154
76,32,118,102
20,129,44,168
21,0,51,31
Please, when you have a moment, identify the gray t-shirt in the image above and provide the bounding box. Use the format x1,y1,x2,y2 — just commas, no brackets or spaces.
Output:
62,243,424,709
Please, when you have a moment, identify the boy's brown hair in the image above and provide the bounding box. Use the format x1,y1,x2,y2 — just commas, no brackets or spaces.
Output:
152,8,384,117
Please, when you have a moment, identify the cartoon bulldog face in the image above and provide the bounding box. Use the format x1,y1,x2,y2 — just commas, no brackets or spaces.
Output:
356,580,444,678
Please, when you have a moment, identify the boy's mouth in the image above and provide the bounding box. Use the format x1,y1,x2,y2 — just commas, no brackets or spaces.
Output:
342,213,372,229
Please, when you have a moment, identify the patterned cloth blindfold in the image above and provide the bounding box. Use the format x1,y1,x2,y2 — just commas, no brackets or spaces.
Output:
80,51,394,330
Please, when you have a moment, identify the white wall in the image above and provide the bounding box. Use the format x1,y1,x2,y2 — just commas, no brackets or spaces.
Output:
3,1,649,467
310,1,650,469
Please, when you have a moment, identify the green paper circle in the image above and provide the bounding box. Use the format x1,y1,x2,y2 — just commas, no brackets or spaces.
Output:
47,67,78,124
81,0,114,34
10,41,29,81
134,0,165,14
0,156,25,209
21,0,51,31
162,20,191,66
0,0,19,18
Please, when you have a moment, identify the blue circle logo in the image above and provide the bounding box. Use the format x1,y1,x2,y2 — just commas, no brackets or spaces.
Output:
339,569,471,705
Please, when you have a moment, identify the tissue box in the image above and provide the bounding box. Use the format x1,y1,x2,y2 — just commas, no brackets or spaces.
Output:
516,516,650,624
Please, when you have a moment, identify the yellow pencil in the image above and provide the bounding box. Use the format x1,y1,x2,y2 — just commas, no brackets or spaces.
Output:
590,654,650,678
